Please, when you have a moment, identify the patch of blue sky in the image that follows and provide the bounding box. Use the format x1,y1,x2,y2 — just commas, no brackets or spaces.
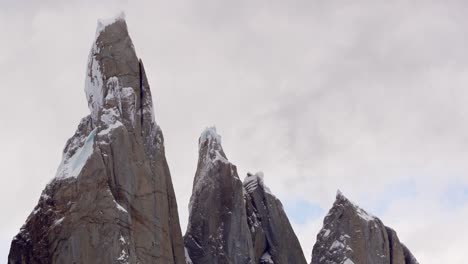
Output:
283,199,324,225
361,178,418,216
441,181,468,210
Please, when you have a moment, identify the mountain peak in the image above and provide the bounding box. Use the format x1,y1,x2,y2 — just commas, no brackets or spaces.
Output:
199,126,221,147
186,132,307,264
333,190,376,222
9,17,185,264
85,13,155,138
336,189,345,200
243,171,273,195
95,12,126,38
198,126,227,163
312,192,418,264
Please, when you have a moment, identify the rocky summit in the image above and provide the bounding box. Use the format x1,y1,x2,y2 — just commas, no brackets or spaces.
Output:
311,191,419,264
8,14,184,264
184,128,307,264
8,13,420,264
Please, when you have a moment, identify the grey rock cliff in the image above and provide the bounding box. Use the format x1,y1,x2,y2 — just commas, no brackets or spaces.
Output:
184,128,255,264
243,173,307,264
184,128,307,264
311,191,418,264
8,14,185,264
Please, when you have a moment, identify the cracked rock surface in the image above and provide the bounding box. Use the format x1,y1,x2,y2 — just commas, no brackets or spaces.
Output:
311,191,418,264
184,128,307,264
8,14,185,264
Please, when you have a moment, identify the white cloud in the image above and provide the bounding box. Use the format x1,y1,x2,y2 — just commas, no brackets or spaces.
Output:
1,1,467,263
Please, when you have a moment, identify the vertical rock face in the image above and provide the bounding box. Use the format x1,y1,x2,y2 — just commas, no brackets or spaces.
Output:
8,14,185,264
184,128,255,264
311,191,418,264
243,173,307,264
184,128,307,264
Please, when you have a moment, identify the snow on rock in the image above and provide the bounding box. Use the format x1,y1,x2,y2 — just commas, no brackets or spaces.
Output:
312,190,419,264
115,201,128,213
185,127,259,263
243,171,273,195
190,127,234,202
199,126,221,147
330,240,345,251
96,75,140,137
98,120,123,136
355,206,376,222
96,12,126,38
55,128,97,179
117,248,129,263
86,13,133,125
107,189,128,213
53,217,65,227
119,235,127,245
336,190,376,222
260,252,274,264
185,247,193,264
85,40,104,123
198,126,227,164
9,14,187,264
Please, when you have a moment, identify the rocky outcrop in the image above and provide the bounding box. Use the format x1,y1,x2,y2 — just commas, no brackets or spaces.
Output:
184,128,307,264
243,173,307,264
8,13,185,264
7,12,420,264
311,191,418,264
184,127,255,264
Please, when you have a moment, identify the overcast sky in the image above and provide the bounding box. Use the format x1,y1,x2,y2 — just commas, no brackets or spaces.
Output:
1,0,468,263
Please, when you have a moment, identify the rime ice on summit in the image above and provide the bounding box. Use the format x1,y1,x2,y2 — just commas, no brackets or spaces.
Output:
7,12,420,264
311,190,419,264
8,14,185,264
185,127,255,264
184,127,307,264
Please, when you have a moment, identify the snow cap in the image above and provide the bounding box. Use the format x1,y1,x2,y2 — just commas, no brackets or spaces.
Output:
199,126,221,149
85,11,153,133
86,12,131,123
334,189,376,222
96,12,126,38
243,171,273,195
198,126,228,164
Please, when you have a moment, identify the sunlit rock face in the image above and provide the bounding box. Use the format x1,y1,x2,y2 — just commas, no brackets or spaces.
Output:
8,14,185,264
311,191,419,264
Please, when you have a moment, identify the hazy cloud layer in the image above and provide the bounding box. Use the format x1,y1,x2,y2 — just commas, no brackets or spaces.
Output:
1,1,468,263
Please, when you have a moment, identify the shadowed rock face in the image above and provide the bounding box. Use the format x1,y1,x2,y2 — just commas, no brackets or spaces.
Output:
8,14,185,264
311,191,418,264
184,128,307,264
184,128,255,264
243,173,307,264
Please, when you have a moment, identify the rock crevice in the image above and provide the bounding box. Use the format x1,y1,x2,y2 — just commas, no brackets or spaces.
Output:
8,14,184,264
184,128,307,264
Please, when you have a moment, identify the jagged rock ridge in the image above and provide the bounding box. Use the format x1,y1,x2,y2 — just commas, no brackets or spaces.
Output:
8,13,185,264
184,127,307,264
184,127,255,263
7,13,421,264
243,172,306,264
311,191,418,264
